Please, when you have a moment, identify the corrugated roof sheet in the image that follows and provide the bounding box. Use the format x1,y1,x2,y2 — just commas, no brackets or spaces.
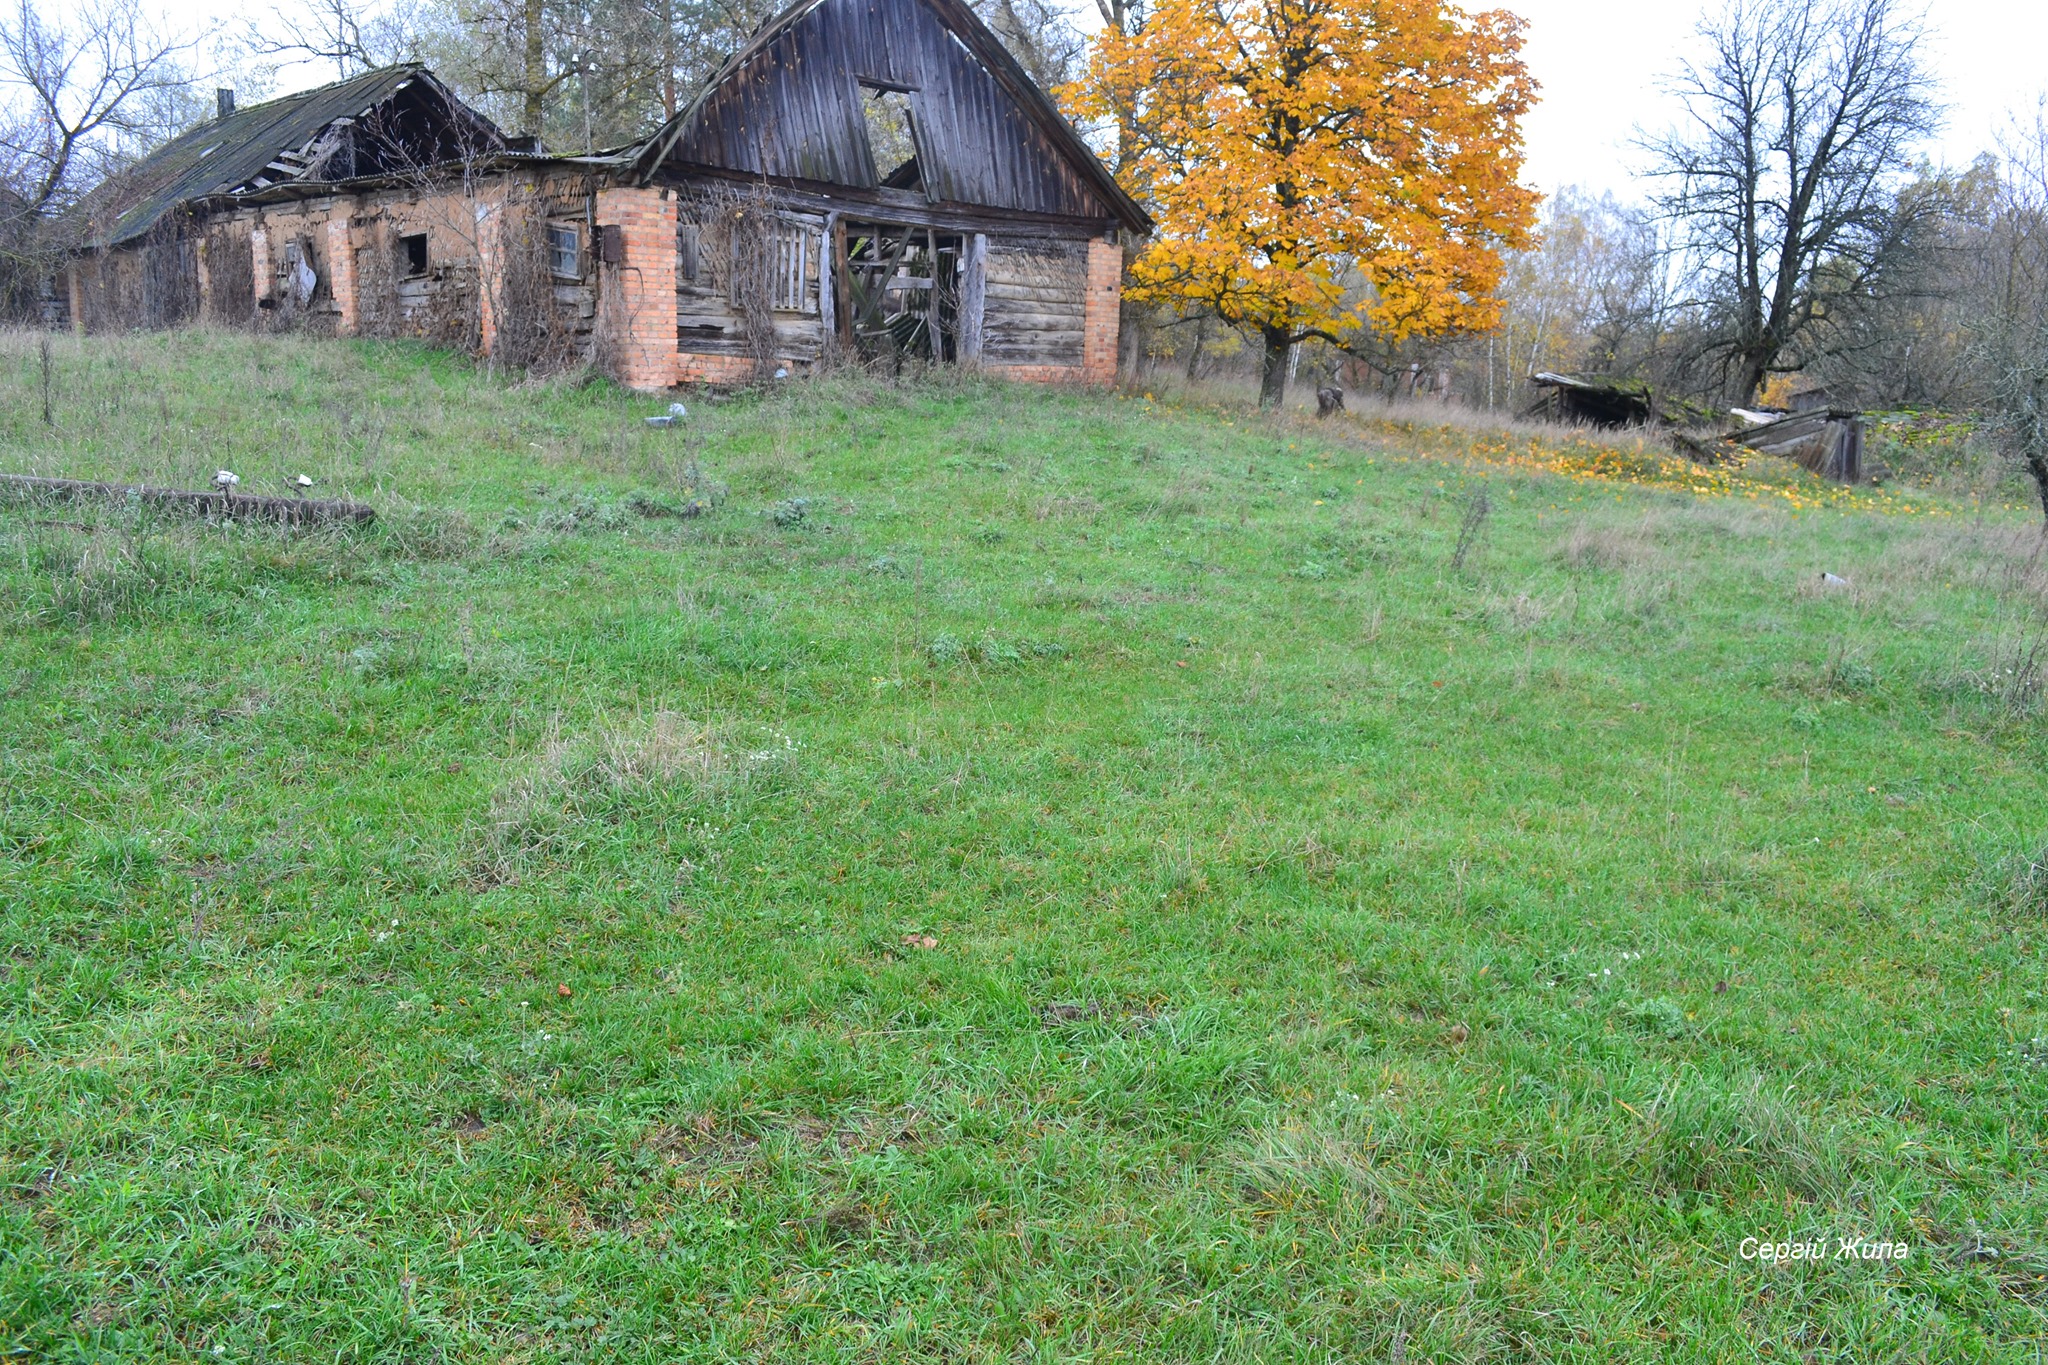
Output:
91,65,440,247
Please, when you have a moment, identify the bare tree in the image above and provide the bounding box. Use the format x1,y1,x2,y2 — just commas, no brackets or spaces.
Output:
972,0,1084,92
0,0,200,219
1966,111,2048,522
1496,187,1669,383
246,0,427,80
1644,0,1941,404
1091,0,1144,38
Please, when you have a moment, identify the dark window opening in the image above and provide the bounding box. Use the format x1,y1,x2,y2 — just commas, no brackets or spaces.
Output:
547,223,581,278
860,85,919,187
399,232,428,278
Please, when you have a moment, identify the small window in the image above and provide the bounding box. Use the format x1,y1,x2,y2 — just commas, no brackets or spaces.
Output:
677,223,700,282
399,232,428,278
547,223,581,279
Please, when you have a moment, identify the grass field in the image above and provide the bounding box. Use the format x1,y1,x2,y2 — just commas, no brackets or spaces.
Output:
2,328,2046,1361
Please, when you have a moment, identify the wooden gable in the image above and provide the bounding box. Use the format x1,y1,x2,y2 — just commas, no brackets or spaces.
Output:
632,0,1148,231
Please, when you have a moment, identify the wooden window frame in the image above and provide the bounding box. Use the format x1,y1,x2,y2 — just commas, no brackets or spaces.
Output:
546,222,582,280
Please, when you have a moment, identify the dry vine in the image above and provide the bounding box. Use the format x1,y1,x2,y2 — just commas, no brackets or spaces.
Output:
694,180,780,378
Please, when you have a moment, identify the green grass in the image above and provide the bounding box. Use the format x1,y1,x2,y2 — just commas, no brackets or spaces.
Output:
2,328,2046,1361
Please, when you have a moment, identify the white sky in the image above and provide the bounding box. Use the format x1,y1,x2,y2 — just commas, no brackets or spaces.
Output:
1509,0,2048,201
144,0,2048,201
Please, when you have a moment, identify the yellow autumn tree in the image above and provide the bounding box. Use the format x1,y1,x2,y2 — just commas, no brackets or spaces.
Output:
1067,0,1541,405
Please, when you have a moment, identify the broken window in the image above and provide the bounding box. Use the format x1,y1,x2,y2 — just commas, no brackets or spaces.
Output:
547,223,581,279
677,223,700,282
860,84,919,186
399,232,428,277
841,222,960,361
283,237,318,305
772,225,812,312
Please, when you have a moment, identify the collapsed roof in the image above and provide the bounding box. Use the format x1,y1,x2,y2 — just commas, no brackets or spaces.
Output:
85,65,513,248
86,0,1148,250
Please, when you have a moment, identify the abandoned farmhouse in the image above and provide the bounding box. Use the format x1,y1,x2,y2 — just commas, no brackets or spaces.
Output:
60,0,1150,390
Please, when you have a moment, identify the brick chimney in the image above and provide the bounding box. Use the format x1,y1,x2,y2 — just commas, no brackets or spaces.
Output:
216,88,235,119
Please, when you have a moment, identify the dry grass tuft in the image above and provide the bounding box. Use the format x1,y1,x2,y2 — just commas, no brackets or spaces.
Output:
1034,494,1102,521
1557,521,1659,572
484,710,796,870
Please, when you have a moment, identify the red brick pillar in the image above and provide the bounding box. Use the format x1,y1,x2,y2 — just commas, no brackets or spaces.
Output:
595,186,679,391
250,227,272,310
1082,236,1122,386
194,239,213,321
474,199,502,358
326,216,357,334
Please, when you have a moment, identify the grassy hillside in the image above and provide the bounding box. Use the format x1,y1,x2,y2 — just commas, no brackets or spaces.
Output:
2,329,2045,1362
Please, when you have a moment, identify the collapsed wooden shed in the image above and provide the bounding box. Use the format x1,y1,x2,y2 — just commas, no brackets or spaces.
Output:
1727,409,1865,483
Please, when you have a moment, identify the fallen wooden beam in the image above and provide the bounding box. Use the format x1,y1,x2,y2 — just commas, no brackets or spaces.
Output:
1722,409,1864,483
0,473,376,526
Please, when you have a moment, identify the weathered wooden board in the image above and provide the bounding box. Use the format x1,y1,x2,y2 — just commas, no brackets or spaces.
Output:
0,473,376,525
645,0,1124,223
981,235,1087,364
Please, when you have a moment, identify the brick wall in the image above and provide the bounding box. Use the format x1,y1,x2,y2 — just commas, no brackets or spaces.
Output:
1081,237,1122,386
984,363,1087,385
595,186,679,391
676,352,761,384
326,217,357,334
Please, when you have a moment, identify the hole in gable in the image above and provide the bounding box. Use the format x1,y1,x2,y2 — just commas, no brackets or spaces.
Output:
859,84,920,189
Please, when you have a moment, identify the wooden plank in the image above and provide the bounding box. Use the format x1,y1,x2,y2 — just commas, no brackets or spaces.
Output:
0,473,375,526
959,231,985,363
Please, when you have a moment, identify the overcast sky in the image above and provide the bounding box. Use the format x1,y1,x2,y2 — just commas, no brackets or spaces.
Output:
1509,0,2048,200
151,0,2048,202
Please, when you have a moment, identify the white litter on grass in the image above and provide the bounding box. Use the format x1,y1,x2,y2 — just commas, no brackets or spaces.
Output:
774,366,789,379
1821,571,1851,587
294,474,315,488
645,415,676,428
668,401,687,417
213,469,240,488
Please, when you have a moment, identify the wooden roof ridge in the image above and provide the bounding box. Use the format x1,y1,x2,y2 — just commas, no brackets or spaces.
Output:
626,0,1151,234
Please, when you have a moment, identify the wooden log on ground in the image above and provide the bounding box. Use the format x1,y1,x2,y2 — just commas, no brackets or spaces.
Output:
0,473,376,526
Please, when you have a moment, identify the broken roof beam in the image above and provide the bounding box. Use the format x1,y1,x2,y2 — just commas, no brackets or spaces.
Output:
1723,409,1865,483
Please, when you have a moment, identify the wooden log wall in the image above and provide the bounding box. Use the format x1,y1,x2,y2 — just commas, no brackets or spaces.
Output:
675,202,830,362
981,236,1086,366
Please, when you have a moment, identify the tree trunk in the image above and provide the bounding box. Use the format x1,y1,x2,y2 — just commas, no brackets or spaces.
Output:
1184,314,1207,382
1735,349,1770,407
522,0,547,137
2026,443,2048,525
1258,325,1291,408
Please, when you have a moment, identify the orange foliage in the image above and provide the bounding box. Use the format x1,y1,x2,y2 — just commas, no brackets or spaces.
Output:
1067,0,1541,360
